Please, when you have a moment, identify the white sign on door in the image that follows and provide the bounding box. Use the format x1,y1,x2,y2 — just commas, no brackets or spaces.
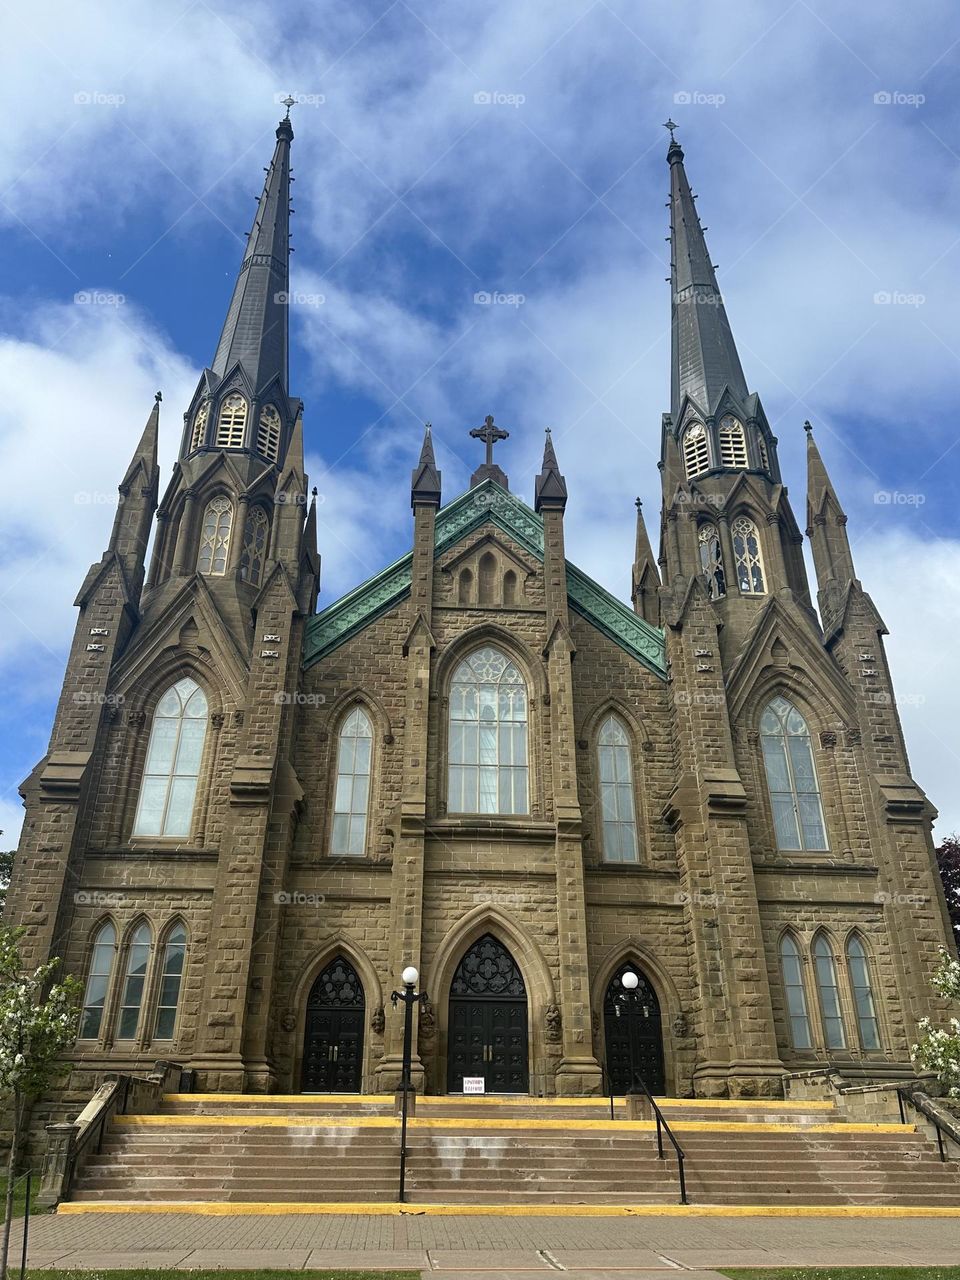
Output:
463,1076,486,1094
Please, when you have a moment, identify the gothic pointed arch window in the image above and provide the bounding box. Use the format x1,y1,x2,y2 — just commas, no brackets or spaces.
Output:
240,506,270,587
197,495,233,576
78,921,117,1041
153,921,187,1041
718,416,748,469
732,515,765,594
698,524,726,600
257,404,282,463
682,423,709,480
597,715,639,863
133,677,209,838
779,932,812,1049
813,933,846,1049
448,646,528,815
331,706,373,856
116,921,152,1040
760,696,827,851
189,402,209,453
451,934,526,998
216,393,248,448
846,934,881,1050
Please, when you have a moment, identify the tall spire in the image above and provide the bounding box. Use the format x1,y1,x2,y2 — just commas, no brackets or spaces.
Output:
668,130,748,421
106,392,161,603
211,112,293,397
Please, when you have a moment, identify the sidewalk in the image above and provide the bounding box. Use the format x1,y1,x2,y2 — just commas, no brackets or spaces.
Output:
10,1210,960,1271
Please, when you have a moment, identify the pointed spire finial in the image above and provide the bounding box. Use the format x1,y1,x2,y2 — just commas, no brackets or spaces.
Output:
804,419,813,433
535,426,567,513
282,94,296,119
635,495,642,510
154,390,162,404
412,421,441,508
663,118,678,143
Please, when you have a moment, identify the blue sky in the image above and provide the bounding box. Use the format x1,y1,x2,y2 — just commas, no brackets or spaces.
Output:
1,0,959,842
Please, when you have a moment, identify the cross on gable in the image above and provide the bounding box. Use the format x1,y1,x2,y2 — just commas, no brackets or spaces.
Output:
469,414,509,467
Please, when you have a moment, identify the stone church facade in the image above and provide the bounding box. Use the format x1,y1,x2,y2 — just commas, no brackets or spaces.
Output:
7,113,955,1105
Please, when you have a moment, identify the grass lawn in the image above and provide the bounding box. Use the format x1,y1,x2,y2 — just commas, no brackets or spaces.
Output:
0,1175,47,1219
723,1270,960,1280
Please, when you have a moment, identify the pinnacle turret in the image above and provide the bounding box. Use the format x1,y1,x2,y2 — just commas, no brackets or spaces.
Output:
411,424,442,508
805,420,855,587
534,428,567,513
631,498,660,626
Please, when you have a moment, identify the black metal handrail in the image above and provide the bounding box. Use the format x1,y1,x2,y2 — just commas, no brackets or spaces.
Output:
897,1087,955,1162
631,1074,688,1204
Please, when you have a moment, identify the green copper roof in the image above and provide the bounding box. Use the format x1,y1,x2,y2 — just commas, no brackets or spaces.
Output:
302,479,666,677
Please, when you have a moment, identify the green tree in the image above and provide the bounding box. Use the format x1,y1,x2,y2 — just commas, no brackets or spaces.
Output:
0,928,80,1280
936,834,960,946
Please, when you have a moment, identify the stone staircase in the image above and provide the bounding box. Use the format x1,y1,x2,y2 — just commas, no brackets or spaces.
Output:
65,1093,960,1208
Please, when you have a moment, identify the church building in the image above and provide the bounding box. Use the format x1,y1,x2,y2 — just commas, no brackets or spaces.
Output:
7,111,954,1103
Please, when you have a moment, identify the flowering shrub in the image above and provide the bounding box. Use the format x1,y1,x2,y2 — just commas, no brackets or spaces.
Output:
0,928,81,1280
912,947,960,1096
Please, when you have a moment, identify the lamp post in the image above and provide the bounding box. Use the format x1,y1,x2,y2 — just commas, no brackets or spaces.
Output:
390,965,426,1202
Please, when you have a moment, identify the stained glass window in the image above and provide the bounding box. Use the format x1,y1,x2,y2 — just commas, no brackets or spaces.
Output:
846,934,880,1050
813,934,846,1049
153,923,187,1040
116,922,152,1040
240,506,269,587
197,496,233,576
78,921,116,1040
133,678,208,838
732,515,765,594
779,933,812,1049
331,707,373,856
760,696,827,851
448,647,528,815
598,716,639,863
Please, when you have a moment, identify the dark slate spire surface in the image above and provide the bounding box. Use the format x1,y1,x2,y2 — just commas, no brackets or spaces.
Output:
411,424,442,507
534,427,567,512
668,134,748,420
211,114,293,396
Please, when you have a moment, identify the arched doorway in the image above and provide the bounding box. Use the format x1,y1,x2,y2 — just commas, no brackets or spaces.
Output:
301,955,365,1092
447,933,529,1093
603,963,665,1095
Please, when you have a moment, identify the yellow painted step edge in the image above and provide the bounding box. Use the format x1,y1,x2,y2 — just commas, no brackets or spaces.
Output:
163,1093,835,1110
115,1114,910,1134
58,1201,960,1218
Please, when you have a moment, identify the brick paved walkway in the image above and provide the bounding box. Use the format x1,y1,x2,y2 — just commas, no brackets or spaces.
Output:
8,1211,960,1270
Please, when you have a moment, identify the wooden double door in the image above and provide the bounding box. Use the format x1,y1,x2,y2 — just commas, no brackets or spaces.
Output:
603,963,665,1095
301,956,365,1093
447,934,529,1094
